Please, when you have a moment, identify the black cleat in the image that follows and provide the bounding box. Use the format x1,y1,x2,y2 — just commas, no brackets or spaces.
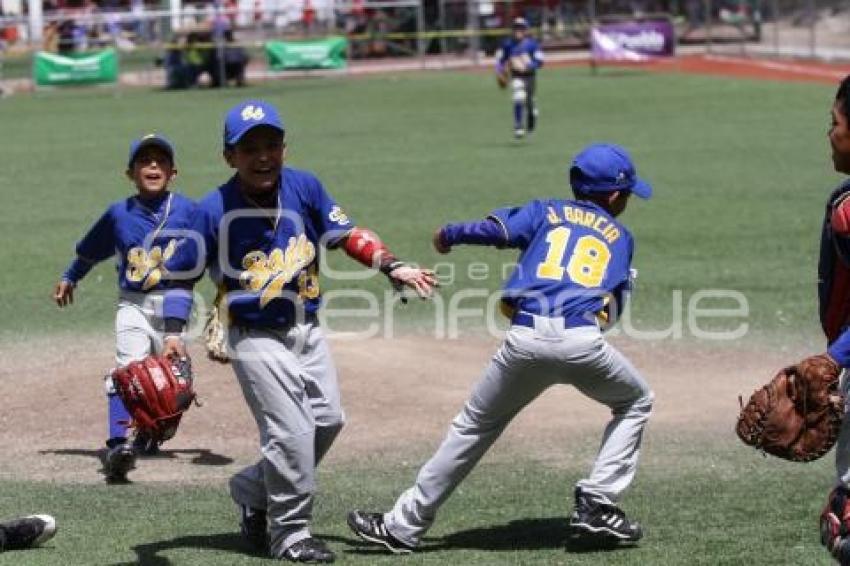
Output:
1,514,57,550
239,505,268,552
568,488,642,543
105,442,136,483
346,510,414,554
132,432,160,456
281,537,335,563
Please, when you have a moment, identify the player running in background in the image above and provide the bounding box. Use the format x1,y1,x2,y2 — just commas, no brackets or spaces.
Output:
496,17,544,139
0,515,56,552
815,74,850,564
161,99,437,563
53,134,196,483
348,142,654,553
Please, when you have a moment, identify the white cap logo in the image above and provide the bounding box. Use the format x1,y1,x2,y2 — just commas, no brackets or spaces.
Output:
241,105,265,121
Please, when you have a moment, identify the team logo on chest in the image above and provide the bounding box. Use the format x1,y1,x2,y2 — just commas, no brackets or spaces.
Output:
239,233,317,307
126,239,177,291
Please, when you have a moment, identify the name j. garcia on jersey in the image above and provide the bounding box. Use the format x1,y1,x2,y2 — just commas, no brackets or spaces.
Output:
547,205,621,244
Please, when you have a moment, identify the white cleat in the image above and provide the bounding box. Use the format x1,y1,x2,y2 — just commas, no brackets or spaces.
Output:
2,514,57,550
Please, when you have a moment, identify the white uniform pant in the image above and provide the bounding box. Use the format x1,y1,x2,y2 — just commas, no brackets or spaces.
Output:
115,291,165,366
384,320,653,547
226,320,344,557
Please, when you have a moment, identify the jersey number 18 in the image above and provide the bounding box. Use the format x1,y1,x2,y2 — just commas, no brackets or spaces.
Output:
536,226,611,288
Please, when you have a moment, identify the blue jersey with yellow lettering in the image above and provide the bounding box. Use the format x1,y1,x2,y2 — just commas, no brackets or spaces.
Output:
62,192,197,292
164,167,353,327
497,36,543,77
489,199,633,320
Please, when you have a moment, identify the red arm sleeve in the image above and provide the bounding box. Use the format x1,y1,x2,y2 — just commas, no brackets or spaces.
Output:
342,227,403,274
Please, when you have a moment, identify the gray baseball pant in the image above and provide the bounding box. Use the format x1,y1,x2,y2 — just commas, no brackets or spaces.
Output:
227,320,344,558
384,319,653,547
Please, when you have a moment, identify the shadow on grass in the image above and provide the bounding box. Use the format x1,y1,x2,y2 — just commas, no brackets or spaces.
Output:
436,517,571,550
110,532,356,565
40,447,234,483
344,517,639,557
41,447,234,466
107,532,257,566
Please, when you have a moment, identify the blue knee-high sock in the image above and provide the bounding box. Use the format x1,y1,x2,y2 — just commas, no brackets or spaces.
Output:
108,393,131,445
513,102,523,129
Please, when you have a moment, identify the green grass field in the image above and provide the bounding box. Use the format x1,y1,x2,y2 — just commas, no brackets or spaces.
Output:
0,66,842,346
0,66,846,564
0,432,838,565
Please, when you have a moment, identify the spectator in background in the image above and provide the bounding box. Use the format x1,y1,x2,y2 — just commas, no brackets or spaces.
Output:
0,5,7,52
160,31,205,89
57,19,78,54
368,10,390,57
209,29,249,87
130,0,149,43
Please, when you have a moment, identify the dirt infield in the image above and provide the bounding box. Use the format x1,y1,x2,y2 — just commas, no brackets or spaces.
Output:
555,53,850,85
0,335,802,485
660,54,850,85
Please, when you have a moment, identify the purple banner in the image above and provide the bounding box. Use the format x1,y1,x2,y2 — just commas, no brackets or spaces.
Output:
591,20,676,61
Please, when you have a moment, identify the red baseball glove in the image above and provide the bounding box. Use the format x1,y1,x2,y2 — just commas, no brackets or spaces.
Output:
111,355,196,444
736,353,843,462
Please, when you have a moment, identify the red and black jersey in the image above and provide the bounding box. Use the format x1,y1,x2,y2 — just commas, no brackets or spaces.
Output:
818,180,850,343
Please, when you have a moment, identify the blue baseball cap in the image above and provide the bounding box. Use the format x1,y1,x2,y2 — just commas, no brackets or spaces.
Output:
127,134,175,168
512,17,529,29
569,143,653,199
224,100,285,147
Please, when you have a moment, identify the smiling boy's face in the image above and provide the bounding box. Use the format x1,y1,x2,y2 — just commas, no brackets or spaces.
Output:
126,145,176,197
224,125,286,197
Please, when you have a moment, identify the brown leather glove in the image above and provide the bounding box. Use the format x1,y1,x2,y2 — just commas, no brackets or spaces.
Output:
736,354,843,462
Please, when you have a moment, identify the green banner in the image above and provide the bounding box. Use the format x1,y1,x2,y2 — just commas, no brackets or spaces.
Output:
33,49,118,86
265,37,347,71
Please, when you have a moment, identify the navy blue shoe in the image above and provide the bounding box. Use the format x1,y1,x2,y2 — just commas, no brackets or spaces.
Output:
568,488,642,543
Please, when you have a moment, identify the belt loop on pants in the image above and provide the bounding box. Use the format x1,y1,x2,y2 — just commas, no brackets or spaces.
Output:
511,311,598,330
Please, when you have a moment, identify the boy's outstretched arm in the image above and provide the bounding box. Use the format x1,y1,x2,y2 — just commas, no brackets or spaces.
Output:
341,226,438,299
433,218,508,254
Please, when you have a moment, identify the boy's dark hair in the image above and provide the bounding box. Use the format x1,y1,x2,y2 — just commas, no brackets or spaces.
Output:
837,75,850,121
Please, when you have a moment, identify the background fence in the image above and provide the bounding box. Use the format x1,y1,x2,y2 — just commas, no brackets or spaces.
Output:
0,0,849,90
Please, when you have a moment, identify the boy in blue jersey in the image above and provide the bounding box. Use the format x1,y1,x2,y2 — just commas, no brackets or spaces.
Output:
496,17,544,139
53,134,197,483
348,142,654,553
160,100,437,563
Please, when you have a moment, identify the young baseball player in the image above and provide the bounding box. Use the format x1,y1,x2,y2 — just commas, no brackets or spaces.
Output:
53,134,197,483
161,99,437,563
348,142,654,553
496,17,544,139
814,74,850,563
0,514,56,552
